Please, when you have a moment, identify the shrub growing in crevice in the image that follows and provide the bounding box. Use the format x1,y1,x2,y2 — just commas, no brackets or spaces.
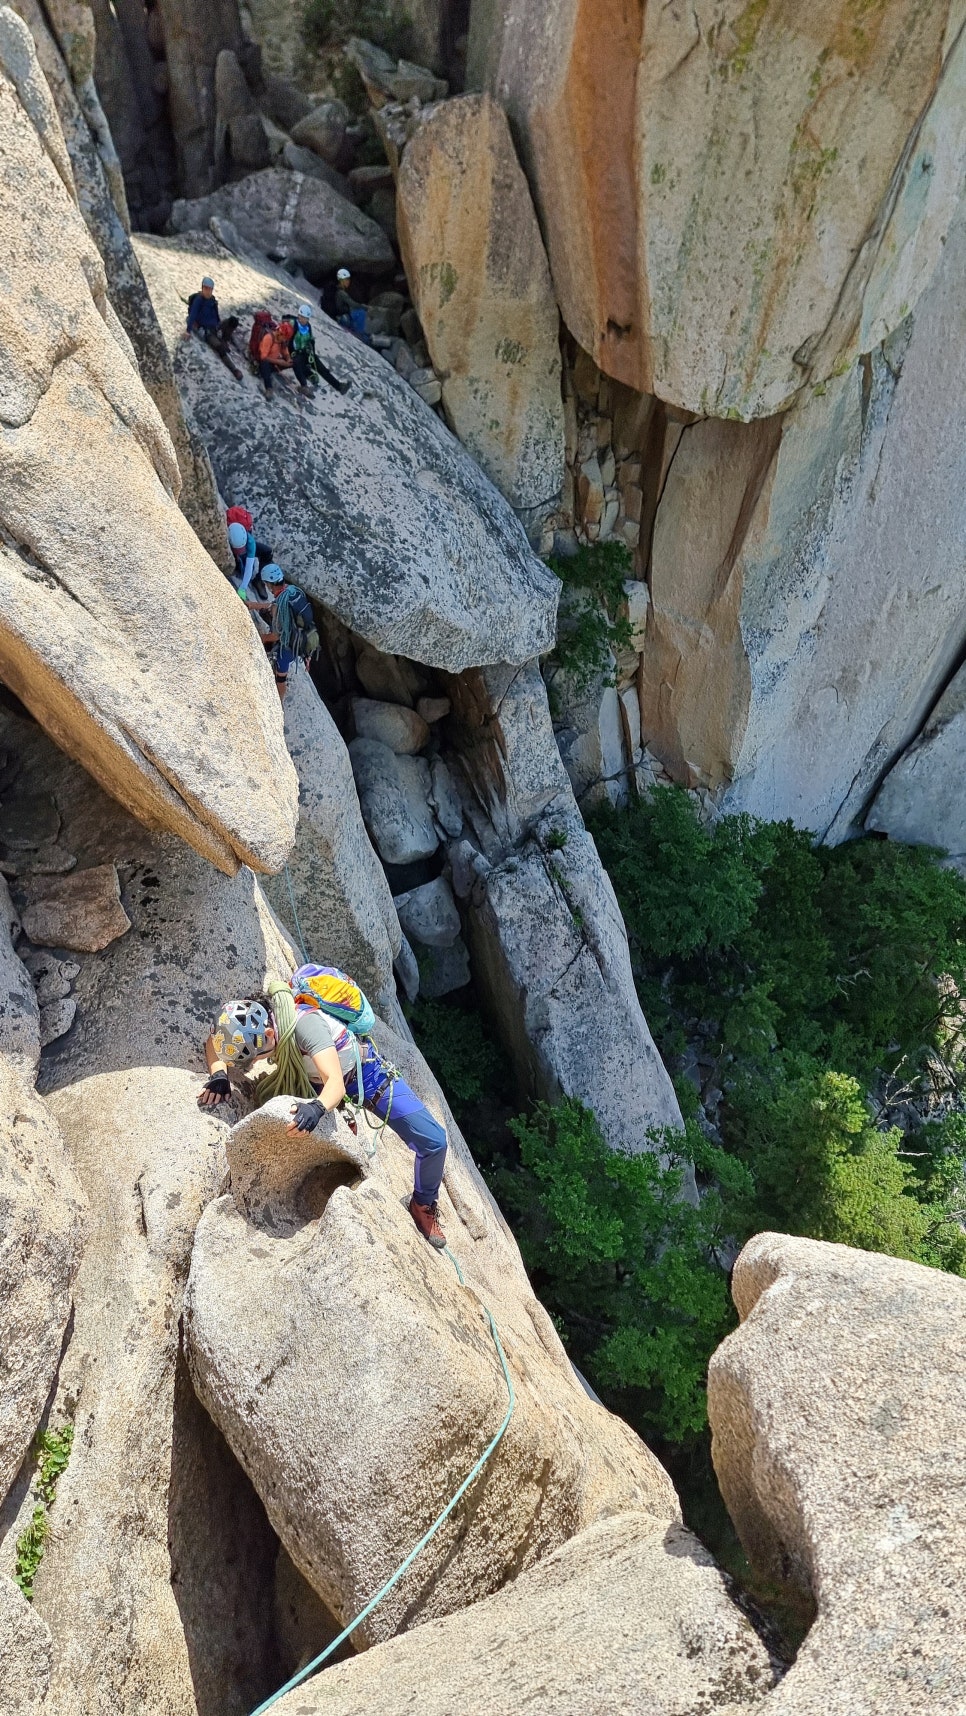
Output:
412,788,966,1454
15,1424,73,1601
545,542,635,697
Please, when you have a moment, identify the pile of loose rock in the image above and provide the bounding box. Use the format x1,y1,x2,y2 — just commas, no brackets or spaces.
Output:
548,579,673,810
345,680,468,1000
0,742,133,1053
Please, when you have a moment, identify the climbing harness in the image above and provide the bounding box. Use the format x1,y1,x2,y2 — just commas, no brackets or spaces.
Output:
249,1247,515,1716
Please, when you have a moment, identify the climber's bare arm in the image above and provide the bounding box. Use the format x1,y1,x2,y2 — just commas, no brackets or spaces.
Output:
285,1048,345,1134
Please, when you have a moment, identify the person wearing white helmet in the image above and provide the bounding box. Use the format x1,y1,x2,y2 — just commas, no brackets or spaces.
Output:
226,513,275,600
334,268,354,320
290,303,349,397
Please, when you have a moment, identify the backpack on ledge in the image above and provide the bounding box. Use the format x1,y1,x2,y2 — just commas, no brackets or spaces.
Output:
274,584,320,665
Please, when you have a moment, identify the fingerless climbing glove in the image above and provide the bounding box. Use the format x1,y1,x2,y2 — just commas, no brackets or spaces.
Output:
291,1098,325,1133
204,1073,231,1100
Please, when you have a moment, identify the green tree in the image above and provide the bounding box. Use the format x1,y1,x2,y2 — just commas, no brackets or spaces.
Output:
546,543,635,695
498,1099,751,1441
730,1067,930,1257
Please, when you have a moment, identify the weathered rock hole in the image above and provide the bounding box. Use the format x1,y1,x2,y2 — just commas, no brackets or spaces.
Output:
297,1160,362,1221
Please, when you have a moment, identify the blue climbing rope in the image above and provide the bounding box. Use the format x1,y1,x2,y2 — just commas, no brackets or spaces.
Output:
283,862,310,964
249,1248,515,1715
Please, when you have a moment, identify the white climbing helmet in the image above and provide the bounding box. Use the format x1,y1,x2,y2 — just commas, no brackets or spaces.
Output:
227,522,248,551
212,999,272,1065
336,269,350,282
297,303,312,319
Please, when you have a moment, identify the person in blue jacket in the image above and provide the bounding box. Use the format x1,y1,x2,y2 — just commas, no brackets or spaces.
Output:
182,276,242,379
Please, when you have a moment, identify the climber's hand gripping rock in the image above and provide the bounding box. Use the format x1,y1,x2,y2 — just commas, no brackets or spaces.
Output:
287,1097,325,1135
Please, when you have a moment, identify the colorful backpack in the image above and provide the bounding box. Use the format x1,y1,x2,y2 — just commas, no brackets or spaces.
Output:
290,964,376,1105
290,964,375,1036
247,311,275,369
226,503,254,533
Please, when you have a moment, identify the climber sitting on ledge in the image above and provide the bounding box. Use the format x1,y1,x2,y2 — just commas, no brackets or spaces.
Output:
196,972,448,1249
182,275,242,379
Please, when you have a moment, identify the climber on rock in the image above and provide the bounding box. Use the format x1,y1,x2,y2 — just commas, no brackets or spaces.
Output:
226,510,275,602
245,563,319,700
196,984,448,1248
291,303,350,397
182,276,242,379
333,268,371,343
258,318,295,399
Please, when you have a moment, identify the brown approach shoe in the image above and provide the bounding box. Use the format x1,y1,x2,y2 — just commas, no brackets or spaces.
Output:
409,1196,446,1251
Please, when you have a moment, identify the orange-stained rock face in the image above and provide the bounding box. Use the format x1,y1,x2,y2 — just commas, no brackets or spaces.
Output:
536,0,647,394
481,0,966,419
637,197,966,835
640,412,780,788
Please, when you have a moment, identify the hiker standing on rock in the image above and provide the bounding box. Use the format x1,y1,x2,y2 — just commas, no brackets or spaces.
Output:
246,564,318,699
182,276,242,379
291,304,350,398
196,970,448,1248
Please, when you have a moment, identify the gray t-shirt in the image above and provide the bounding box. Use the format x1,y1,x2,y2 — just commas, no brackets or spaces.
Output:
293,1010,358,1082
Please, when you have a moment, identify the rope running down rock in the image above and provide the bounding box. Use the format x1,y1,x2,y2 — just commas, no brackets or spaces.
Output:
249,1246,515,1713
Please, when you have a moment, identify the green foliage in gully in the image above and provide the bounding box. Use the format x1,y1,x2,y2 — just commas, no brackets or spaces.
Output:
15,1424,74,1601
301,0,415,110
410,789,966,1452
546,542,635,695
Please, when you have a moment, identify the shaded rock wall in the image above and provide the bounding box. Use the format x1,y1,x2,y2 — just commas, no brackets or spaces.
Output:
0,1056,85,1508
261,667,403,1016
867,660,966,859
